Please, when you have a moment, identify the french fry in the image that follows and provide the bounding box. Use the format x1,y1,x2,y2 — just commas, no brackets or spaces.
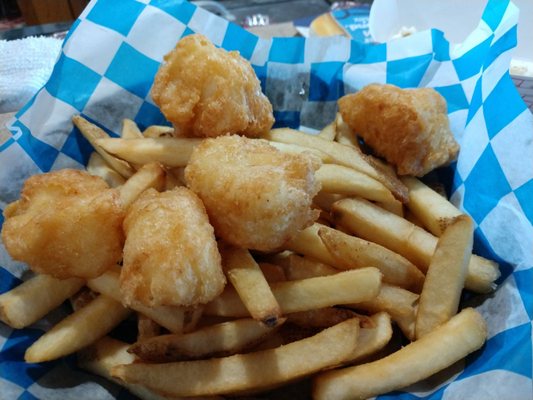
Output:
318,120,337,141
350,284,419,341
72,115,135,178
137,314,162,341
112,318,361,397
402,176,463,236
88,268,185,333
318,226,425,292
316,164,397,206
313,308,487,400
332,197,500,293
118,162,165,207
282,254,339,280
313,192,345,211
285,223,337,267
70,287,98,311
0,274,84,329
348,311,393,363
129,317,286,362
263,128,408,202
96,137,201,167
25,295,131,363
204,268,381,317
334,113,359,148
415,216,473,339
222,247,282,327
143,125,174,138
78,337,207,400
267,141,331,162
87,152,126,188
121,119,143,139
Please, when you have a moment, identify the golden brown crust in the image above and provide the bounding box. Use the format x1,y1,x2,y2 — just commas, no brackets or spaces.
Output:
120,187,225,308
185,135,321,252
338,84,459,176
1,169,124,279
151,34,274,138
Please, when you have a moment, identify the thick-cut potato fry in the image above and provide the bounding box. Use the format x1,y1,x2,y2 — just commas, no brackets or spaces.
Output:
416,216,473,339
138,314,161,341
316,164,397,206
313,308,487,400
112,318,360,397
263,128,408,202
282,254,338,280
204,268,381,317
25,295,131,363
122,119,143,139
88,268,186,333
334,113,359,148
96,137,201,167
78,337,211,400
70,287,98,311
267,141,331,162
87,152,126,188
332,198,500,293
286,223,337,267
318,120,337,141
313,192,345,211
222,247,281,326
143,125,175,138
402,176,463,236
318,226,425,292
348,312,393,363
350,284,419,341
129,317,285,362
118,162,165,208
0,275,84,329
72,115,135,178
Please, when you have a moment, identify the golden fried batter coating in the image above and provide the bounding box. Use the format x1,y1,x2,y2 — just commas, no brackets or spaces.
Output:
339,84,459,176
120,187,225,308
185,135,321,252
152,34,274,138
1,169,124,279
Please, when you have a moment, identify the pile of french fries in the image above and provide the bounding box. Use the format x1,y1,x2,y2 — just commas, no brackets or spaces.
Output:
0,114,500,400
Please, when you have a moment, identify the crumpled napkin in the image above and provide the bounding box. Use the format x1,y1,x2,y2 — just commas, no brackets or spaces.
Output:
0,36,62,113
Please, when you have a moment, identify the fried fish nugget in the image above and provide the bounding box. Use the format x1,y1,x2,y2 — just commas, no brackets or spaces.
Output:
152,34,274,138
120,187,225,308
1,169,124,279
185,135,321,252
339,84,459,176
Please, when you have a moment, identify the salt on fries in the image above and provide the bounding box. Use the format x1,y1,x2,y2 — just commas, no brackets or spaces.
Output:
0,34,498,400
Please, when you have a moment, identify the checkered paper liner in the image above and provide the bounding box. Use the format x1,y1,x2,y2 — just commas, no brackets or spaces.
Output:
1,0,532,398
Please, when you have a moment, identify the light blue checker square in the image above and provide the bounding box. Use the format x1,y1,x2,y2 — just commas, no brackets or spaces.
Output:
431,30,450,62
434,84,469,114
221,23,258,61
453,36,492,80
463,144,512,223
150,0,195,25
484,26,516,70
269,37,305,64
60,126,95,167
309,62,344,101
514,180,533,224
514,269,533,320
86,0,146,36
466,78,482,125
104,42,160,100
483,74,526,139
44,54,101,112
273,111,300,129
482,0,510,32
386,53,433,88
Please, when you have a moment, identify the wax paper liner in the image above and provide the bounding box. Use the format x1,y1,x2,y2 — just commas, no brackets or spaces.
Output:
0,0,532,398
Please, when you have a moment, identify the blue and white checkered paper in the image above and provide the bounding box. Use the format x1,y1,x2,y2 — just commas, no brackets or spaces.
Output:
1,0,532,398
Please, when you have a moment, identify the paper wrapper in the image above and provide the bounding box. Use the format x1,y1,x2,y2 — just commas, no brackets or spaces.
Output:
1,0,532,398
